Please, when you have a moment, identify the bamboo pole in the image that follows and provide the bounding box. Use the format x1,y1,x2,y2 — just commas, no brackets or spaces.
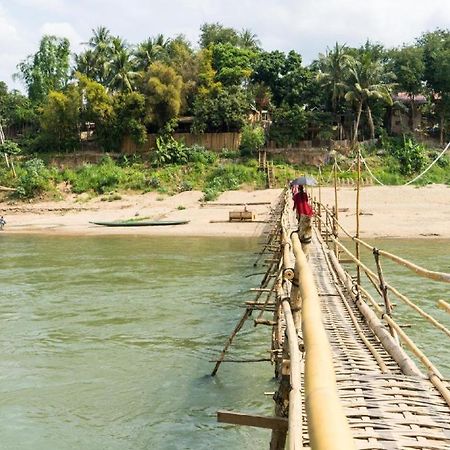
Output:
438,299,450,313
327,250,423,377
281,295,302,450
331,236,450,338
291,232,355,450
373,248,398,342
358,285,450,406
211,307,252,376
333,156,339,258
316,205,450,284
353,237,450,284
355,147,361,286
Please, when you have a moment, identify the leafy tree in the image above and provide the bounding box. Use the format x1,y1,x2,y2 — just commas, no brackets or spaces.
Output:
252,50,309,106
113,92,147,146
419,29,450,144
15,35,70,103
108,42,137,92
134,37,165,71
39,85,81,151
252,50,286,100
197,49,222,96
76,26,113,86
192,86,249,133
143,62,183,129
166,36,199,114
199,22,239,48
0,84,37,130
269,104,308,146
211,43,256,86
388,45,425,127
389,45,424,97
240,124,265,156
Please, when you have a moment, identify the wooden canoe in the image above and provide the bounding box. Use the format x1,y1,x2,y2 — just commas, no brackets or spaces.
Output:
90,220,190,227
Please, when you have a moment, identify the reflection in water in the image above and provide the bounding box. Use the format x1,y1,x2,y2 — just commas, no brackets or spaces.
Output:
0,235,448,449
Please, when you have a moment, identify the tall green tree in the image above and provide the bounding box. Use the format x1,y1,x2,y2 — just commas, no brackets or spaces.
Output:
199,22,239,48
15,35,70,103
388,45,425,128
0,83,37,131
344,50,394,141
143,62,183,129
419,29,450,144
316,43,349,113
211,43,256,86
39,85,81,151
108,38,137,92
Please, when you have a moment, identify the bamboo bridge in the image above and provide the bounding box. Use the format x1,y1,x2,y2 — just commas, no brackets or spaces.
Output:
212,188,450,450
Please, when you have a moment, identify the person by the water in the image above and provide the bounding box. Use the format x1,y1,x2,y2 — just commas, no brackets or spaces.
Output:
0,216,5,231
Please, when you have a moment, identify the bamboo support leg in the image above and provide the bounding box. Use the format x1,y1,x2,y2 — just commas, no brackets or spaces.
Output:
211,307,253,376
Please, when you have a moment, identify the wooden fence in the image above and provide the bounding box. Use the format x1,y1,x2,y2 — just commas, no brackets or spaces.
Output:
122,132,241,154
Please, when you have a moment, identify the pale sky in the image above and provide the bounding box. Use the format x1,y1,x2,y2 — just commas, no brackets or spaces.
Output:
1,0,449,91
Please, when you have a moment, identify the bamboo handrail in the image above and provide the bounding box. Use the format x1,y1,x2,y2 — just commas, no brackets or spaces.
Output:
315,201,450,284
315,212,450,337
358,285,450,406
326,247,422,377
291,231,355,450
354,237,450,284
331,236,450,339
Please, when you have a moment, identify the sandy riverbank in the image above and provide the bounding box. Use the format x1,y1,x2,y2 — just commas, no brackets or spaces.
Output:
0,184,449,239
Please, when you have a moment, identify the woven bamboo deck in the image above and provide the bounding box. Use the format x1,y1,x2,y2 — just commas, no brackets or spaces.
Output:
306,232,450,450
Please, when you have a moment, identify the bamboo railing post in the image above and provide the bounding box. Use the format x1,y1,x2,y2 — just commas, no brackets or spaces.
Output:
373,248,398,342
355,147,361,289
332,206,339,259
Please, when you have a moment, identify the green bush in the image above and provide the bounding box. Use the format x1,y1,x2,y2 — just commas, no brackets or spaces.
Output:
16,158,54,197
239,124,265,157
68,156,124,194
384,135,428,176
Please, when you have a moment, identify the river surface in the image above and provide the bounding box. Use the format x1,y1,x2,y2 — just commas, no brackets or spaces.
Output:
0,235,448,449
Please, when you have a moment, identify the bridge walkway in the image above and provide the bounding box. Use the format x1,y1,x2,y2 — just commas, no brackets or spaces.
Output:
307,232,450,449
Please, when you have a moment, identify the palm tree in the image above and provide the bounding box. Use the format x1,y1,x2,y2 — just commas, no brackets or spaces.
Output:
239,29,261,49
77,26,114,85
109,48,137,92
344,53,394,142
317,43,349,138
317,43,348,113
134,38,163,71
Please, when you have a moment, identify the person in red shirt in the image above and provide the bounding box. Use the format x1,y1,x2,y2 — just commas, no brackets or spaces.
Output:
292,186,313,218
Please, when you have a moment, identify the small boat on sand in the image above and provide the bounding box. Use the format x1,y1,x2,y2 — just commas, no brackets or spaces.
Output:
90,220,190,227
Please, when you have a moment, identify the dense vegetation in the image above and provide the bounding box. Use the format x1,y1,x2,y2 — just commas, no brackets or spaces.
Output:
0,24,449,199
